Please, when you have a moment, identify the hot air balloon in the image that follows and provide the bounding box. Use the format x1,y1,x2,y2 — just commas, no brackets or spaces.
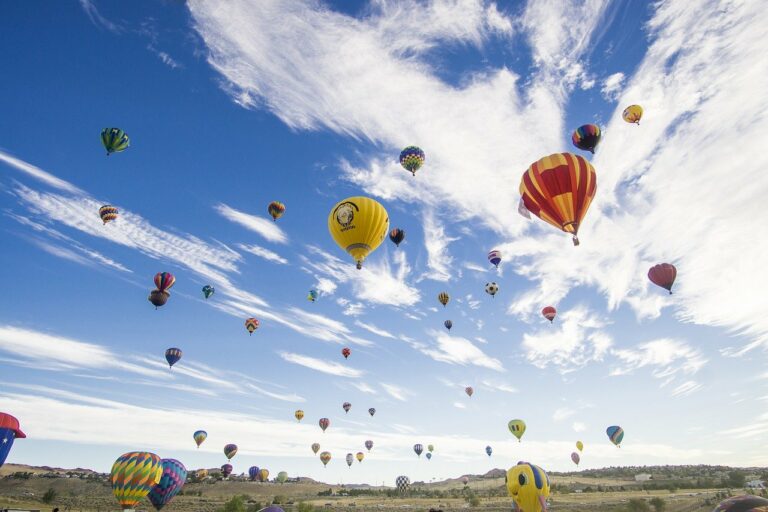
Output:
320,451,331,467
164,348,182,369
465,386,473,397
365,440,373,451
0,412,25,468
508,419,526,442
438,292,450,307
356,452,364,463
319,418,330,432
486,446,492,457
485,282,499,297
277,471,288,484
148,459,187,511
202,285,215,299
461,476,470,486
506,462,550,512
328,196,389,269
444,320,453,331
368,407,376,417
148,289,169,309
342,347,351,359
295,410,304,422
221,464,233,478
413,444,423,457
346,453,354,468
520,153,597,246
193,430,207,448
542,306,556,323
427,444,434,453
488,250,502,268
245,317,260,335
606,426,624,447
249,466,260,481
396,475,410,494
571,124,602,154
111,452,163,510
307,289,319,302
224,443,238,461
195,469,208,481
101,127,130,155
570,452,580,466
312,443,321,454
258,468,269,482
714,495,768,512
154,272,175,294
648,263,677,294
576,441,583,452
268,201,286,221
342,402,351,414
389,228,405,247
622,104,643,125
399,146,425,176
99,205,119,225
425,452,432,460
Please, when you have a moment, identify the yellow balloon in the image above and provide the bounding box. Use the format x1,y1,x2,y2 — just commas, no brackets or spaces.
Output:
506,462,550,512
508,419,526,441
328,197,389,269
622,104,643,124
295,409,304,422
576,440,583,452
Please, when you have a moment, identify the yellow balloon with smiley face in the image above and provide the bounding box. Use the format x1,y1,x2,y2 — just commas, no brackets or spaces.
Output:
506,462,550,512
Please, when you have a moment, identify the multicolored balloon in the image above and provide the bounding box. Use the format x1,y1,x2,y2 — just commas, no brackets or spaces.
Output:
506,462,550,512
224,443,238,460
307,289,319,302
606,425,624,447
249,466,260,481
389,228,405,247
365,440,373,451
101,127,130,155
570,452,580,466
195,469,208,481
622,104,643,125
465,386,473,397
319,417,330,432
311,443,320,454
148,289,169,309
202,285,215,299
320,451,331,467
328,196,389,269
485,282,499,297
99,205,119,225
268,201,286,221
520,153,597,246
221,464,233,478
413,444,423,457
245,317,260,335
342,402,351,414
571,124,601,154
576,441,583,452
542,306,556,323
0,412,25,468
356,452,364,463
444,320,452,331
714,495,768,512
508,419,526,442
486,445,492,457
438,292,450,307
164,348,182,369
346,453,354,468
295,410,304,422
342,347,351,359
368,408,376,417
148,458,187,511
399,146,425,176
193,430,207,448
648,263,677,294
396,475,410,494
488,250,502,268
154,272,176,294
110,451,163,510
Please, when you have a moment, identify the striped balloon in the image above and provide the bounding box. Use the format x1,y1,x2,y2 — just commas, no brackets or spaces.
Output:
606,425,624,447
147,458,187,511
193,430,207,448
268,201,286,221
99,205,119,225
110,451,163,510
249,466,260,481
101,127,130,155
413,444,423,457
224,443,238,460
245,317,260,335
320,451,331,467
488,250,502,268
571,124,601,154
399,146,425,176
258,468,270,482
164,348,182,368
153,272,175,294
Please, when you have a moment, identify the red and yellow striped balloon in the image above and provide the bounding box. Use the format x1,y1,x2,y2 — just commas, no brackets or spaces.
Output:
110,451,163,510
153,272,176,294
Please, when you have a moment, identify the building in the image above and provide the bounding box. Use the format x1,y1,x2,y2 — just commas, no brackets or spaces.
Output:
746,480,765,489
635,473,653,482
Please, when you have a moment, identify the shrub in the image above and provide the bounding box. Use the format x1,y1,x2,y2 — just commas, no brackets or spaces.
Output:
274,495,288,504
649,497,666,512
219,495,247,512
627,498,650,512
42,488,58,504
298,502,315,512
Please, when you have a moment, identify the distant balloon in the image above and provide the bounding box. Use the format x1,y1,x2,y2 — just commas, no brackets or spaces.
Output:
399,146,425,176
277,471,288,484
320,451,331,467
328,196,389,269
648,263,677,294
571,124,602,154
444,320,453,331
101,127,130,155
488,250,502,268
427,444,434,453
164,348,182,369
307,289,319,302
295,410,304,422
249,466,260,481
342,347,351,359
576,441,583,452
508,419,526,442
202,285,215,299
311,443,321,455
622,104,643,125
465,386,473,397
571,452,580,466
396,475,410,494
346,453,354,468
193,430,207,448
148,289,170,309
224,443,238,461
461,476,469,486
365,440,373,451
606,426,624,447
220,464,233,478
110,452,162,510
99,205,119,225
542,306,556,323
426,452,432,460
195,469,208,481
389,228,405,247
342,402,351,414
0,412,25,468
148,458,187,511
368,408,376,417
245,317,260,335
268,201,286,221
258,469,269,482
319,418,330,432
356,451,364,463
438,292,450,307
485,282,499,297
413,444,423,457
714,495,768,512
506,462,550,512
486,446,493,457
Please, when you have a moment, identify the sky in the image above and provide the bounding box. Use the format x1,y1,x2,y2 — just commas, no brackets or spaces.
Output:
0,0,767,486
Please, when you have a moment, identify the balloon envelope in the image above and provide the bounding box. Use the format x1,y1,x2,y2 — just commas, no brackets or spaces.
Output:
224,443,238,460
506,462,550,512
312,443,321,454
714,495,768,512
268,201,286,221
465,386,473,397
295,409,304,422
111,452,163,510
486,446,492,456
389,228,405,247
328,196,389,269
101,127,130,155
396,475,410,493
576,441,583,452
346,453,354,467
413,444,423,457
622,104,643,124
542,306,556,323
488,250,502,268
368,407,376,416
0,413,24,468
399,146,425,176
319,418,330,432
571,452,580,465
648,263,677,294
365,440,373,451
320,451,331,467
606,426,624,446
444,320,452,330
99,205,119,225
202,285,215,299
342,402,351,413
221,464,233,478
438,292,450,306
245,317,260,335
508,419,526,441
165,348,182,368
342,347,351,359
249,466,260,481
571,124,601,153
193,430,207,448
153,272,175,293
277,471,288,483
148,458,187,511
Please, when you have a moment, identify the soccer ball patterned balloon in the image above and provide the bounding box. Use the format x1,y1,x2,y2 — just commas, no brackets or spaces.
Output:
485,282,499,297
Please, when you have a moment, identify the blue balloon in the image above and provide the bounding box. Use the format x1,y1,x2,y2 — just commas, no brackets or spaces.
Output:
249,466,260,481
165,348,182,368
0,428,17,468
485,445,492,456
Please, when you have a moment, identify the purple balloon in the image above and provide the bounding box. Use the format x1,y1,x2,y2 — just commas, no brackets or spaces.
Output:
249,466,260,481
147,458,187,511
259,507,285,512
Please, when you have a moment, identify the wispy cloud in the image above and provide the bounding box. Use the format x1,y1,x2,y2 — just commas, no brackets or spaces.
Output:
453,401,466,409
0,150,84,194
572,422,586,433
600,71,625,101
30,238,131,273
238,243,288,264
553,407,576,422
354,320,395,339
279,351,363,378
381,383,410,402
215,203,288,244
420,209,458,282
407,329,504,372
79,0,122,33
480,380,517,394
349,381,375,394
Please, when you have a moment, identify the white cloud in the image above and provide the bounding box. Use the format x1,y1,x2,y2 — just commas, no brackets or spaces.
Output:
572,422,586,433
600,71,625,101
214,203,288,244
409,329,504,371
381,383,410,402
238,243,288,264
279,351,363,378
30,239,131,273
671,380,703,397
480,380,517,394
354,320,395,339
336,297,365,316
420,209,458,282
349,381,376,394
553,407,576,422
78,0,122,33
453,401,466,409
0,150,84,194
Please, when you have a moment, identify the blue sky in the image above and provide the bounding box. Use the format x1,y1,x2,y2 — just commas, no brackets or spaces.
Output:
1,0,767,486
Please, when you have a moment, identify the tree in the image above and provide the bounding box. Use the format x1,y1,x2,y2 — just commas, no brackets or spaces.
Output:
649,496,666,512
42,488,58,504
627,498,650,512
727,471,746,488
220,495,246,512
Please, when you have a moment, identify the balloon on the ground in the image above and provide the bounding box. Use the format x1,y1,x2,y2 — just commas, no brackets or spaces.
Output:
164,348,182,368
571,452,580,466
148,458,187,511
245,317,260,335
311,443,320,454
319,418,330,432
224,443,238,460
356,452,364,463
438,292,450,306
202,285,215,299
571,124,601,154
258,468,269,482
346,453,354,467
399,146,425,176
368,408,376,417
193,430,207,448
508,419,526,441
444,320,452,331
648,263,677,294
413,444,423,457
249,466,260,481
488,250,502,268
110,451,163,511
606,426,624,447
519,153,597,246
542,306,556,323
576,441,583,452
320,451,331,467
101,127,130,155
195,469,208,481
485,282,499,297
396,475,410,493
622,104,643,124
713,495,768,512
221,464,233,478
0,412,25,468
328,196,389,269
465,386,473,397
389,228,405,247
506,462,550,512
268,201,286,221
342,402,351,413
365,440,373,451
295,410,304,422
259,507,285,512
462,476,469,486
342,347,351,359
486,446,492,457
277,471,288,484
99,205,119,225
